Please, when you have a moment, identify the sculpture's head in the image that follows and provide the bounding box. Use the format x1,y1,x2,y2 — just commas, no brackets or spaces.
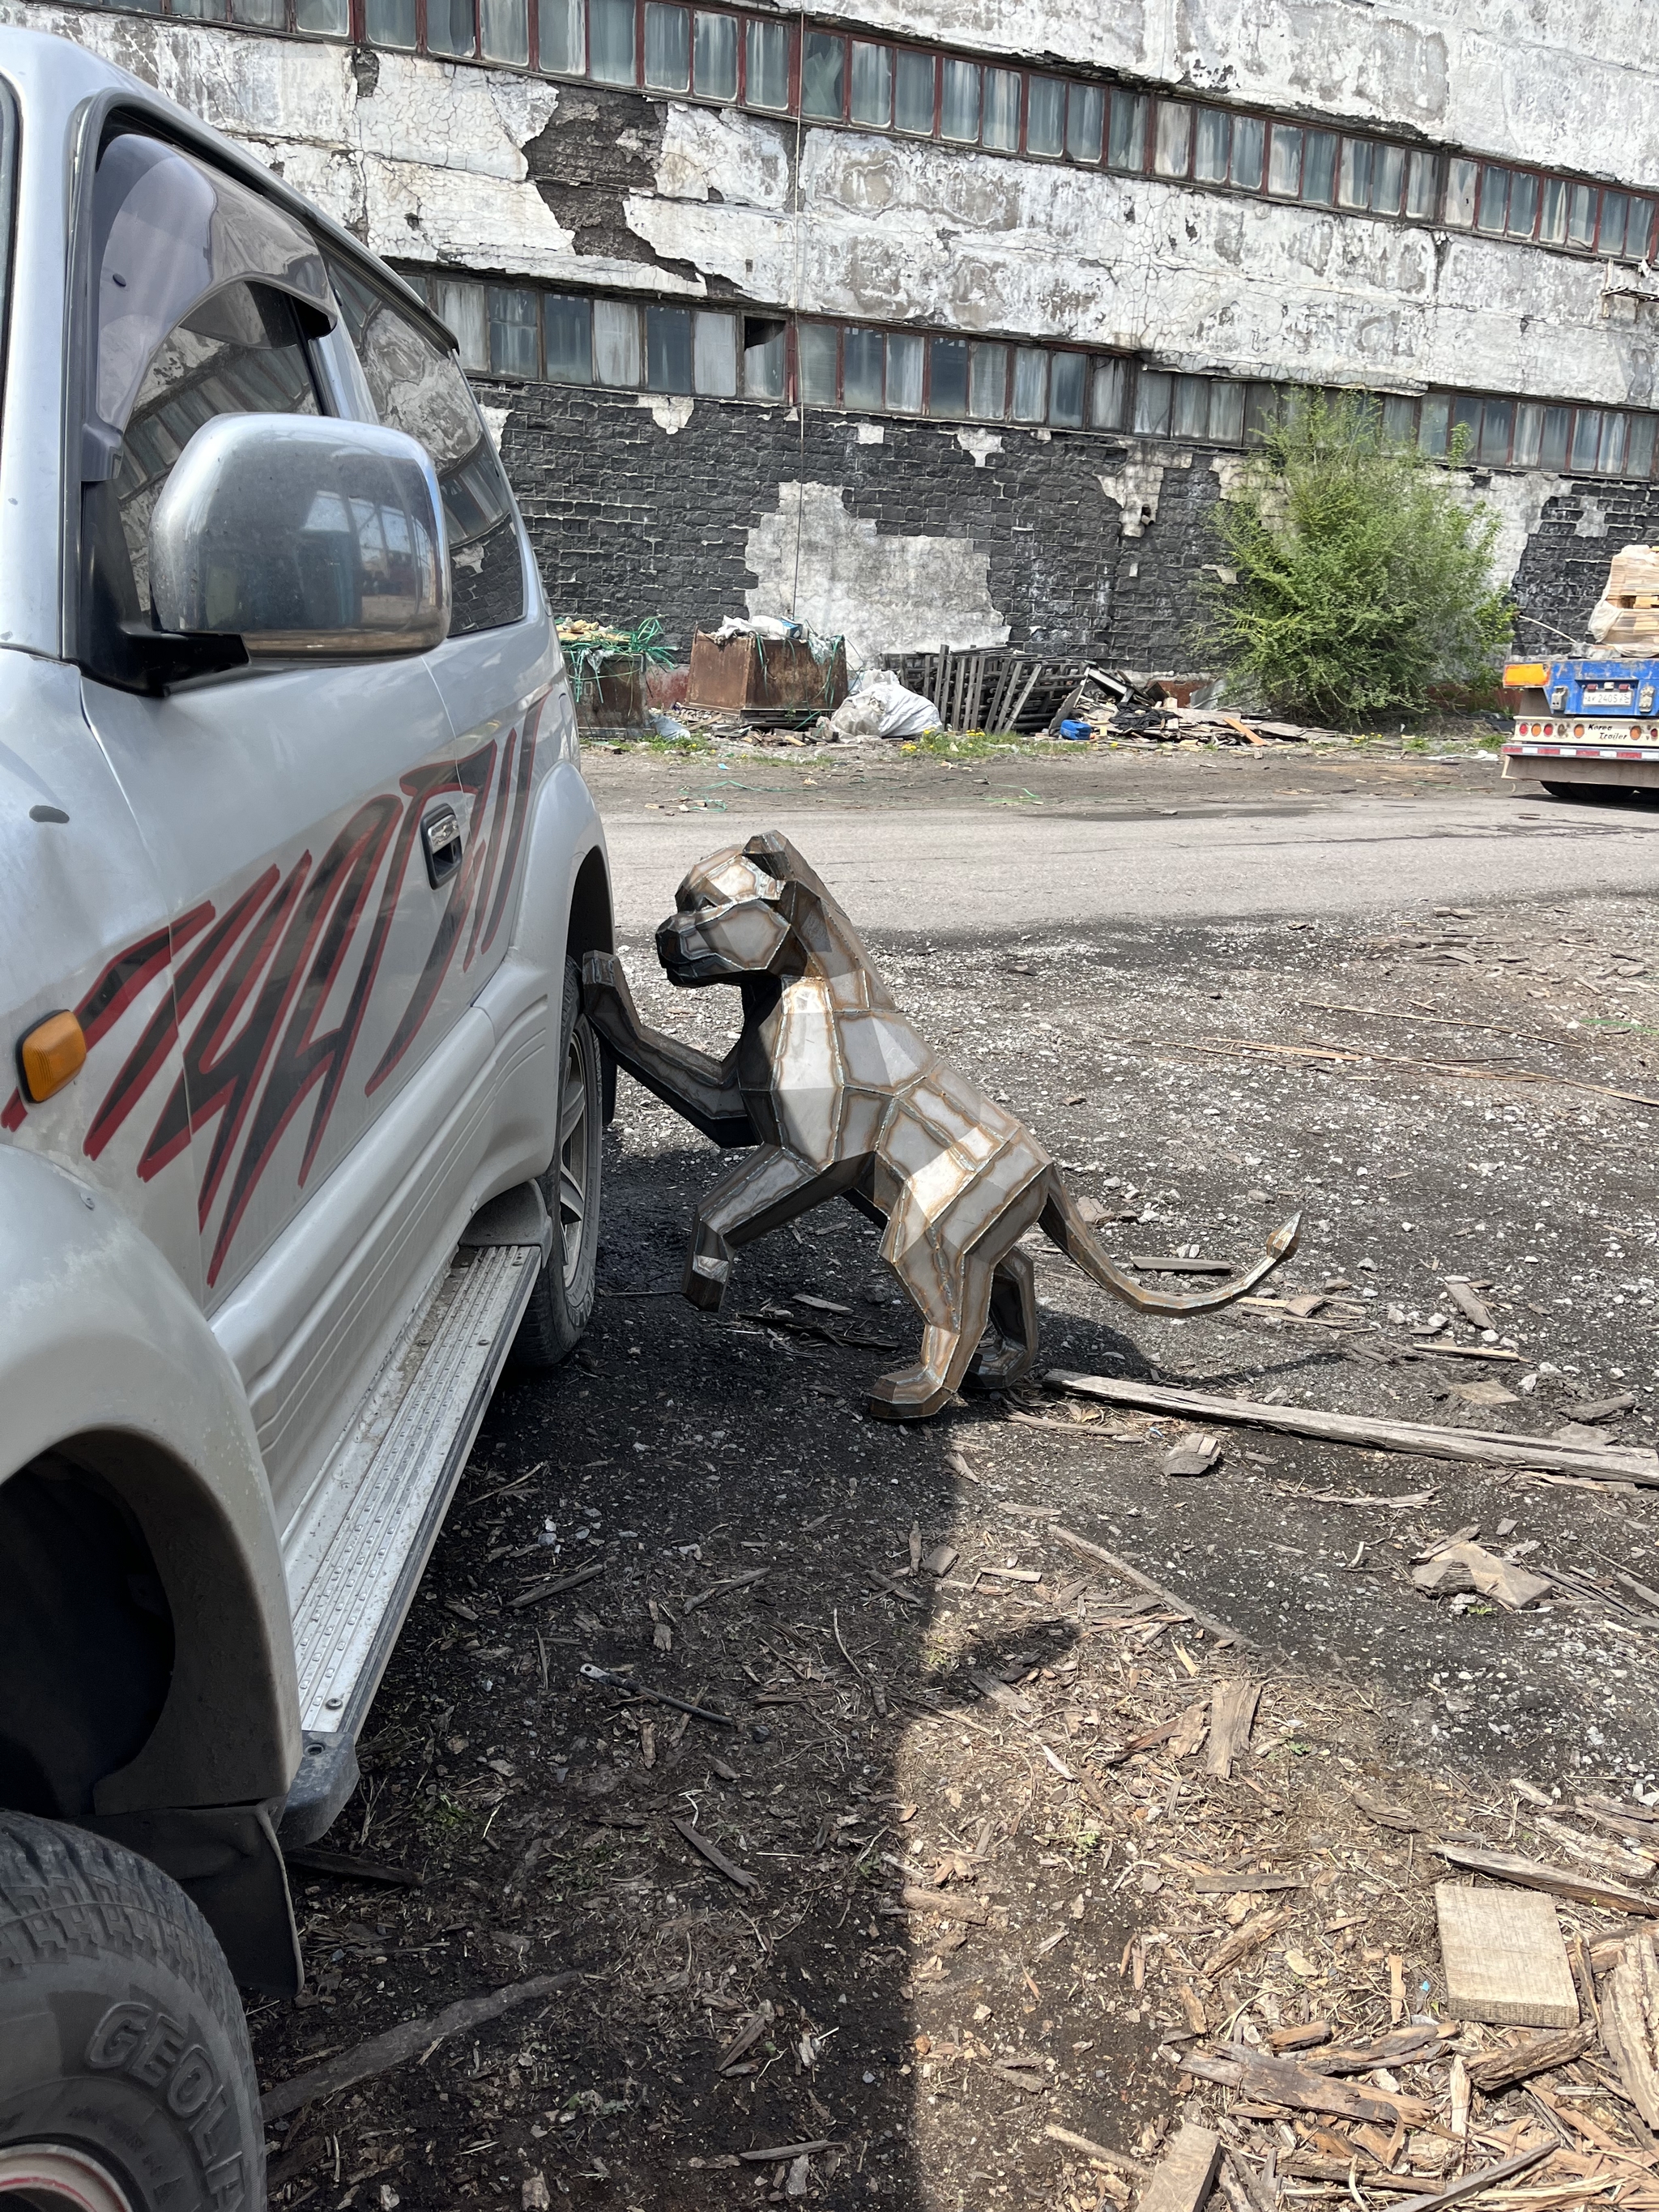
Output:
655,841,797,987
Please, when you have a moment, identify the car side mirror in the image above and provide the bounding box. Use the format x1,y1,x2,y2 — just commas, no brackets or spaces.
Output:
148,414,450,658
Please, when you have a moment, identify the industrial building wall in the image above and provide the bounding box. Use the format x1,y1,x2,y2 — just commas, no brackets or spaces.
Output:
15,0,1659,671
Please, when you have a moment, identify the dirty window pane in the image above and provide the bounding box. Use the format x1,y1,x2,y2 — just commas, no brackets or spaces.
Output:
646,305,693,392
1629,415,1657,478
589,0,635,81
1629,198,1656,260
1443,158,1478,227
427,0,476,55
645,4,691,89
1229,113,1264,190
796,322,838,404
1303,130,1337,206
1012,349,1047,423
968,342,1007,418
173,0,227,17
1370,143,1403,215
801,32,845,118
928,336,969,417
1476,164,1509,234
1026,75,1065,158
1600,191,1630,256
1091,358,1127,427
745,18,788,108
232,0,282,23
1154,102,1192,177
693,12,736,96
481,0,527,62
1508,170,1539,238
365,0,415,45
1171,375,1208,439
1134,369,1171,438
1066,83,1103,164
894,49,936,134
488,286,538,377
1381,393,1417,445
1266,124,1302,197
1538,177,1567,244
849,41,891,126
1512,403,1542,467
433,279,488,371
1243,383,1278,441
983,69,1020,151
593,299,642,386
1405,149,1438,219
1103,92,1142,173
742,320,786,399
1048,352,1085,427
942,59,981,143
538,0,583,72
1537,406,1571,468
693,310,737,395
1600,411,1629,473
1449,394,1481,454
1208,379,1245,443
885,333,923,412
1478,399,1512,466
294,0,349,28
1568,184,1597,249
1193,107,1229,185
842,326,883,410
1337,137,1372,210
1417,394,1449,456
544,294,591,382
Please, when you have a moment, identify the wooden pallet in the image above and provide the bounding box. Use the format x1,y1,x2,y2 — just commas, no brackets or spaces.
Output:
892,647,1100,734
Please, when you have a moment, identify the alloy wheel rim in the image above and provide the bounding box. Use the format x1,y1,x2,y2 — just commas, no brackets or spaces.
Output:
557,1021,593,1284
0,2144,135,2212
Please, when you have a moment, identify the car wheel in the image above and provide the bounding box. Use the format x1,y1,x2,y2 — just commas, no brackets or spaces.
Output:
0,1811,262,2212
512,958,603,1372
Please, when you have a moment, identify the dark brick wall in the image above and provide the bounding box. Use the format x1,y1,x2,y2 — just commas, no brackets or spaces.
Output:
482,376,1644,674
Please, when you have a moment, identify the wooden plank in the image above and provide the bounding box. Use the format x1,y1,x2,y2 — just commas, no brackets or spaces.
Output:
1205,1681,1260,1779
1435,1842,1659,1919
1464,2022,1597,2092
1178,2048,1431,2125
1435,1882,1580,2027
1601,1931,1659,2126
1045,1370,1659,1482
1134,2120,1222,2212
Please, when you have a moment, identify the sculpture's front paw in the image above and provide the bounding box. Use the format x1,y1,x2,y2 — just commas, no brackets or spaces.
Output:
582,948,620,1003
683,1247,731,1313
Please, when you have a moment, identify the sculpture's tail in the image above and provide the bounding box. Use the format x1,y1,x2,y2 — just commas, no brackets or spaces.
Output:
1041,1175,1302,1315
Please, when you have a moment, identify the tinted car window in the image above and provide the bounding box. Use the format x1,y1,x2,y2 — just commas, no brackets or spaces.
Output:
326,257,525,636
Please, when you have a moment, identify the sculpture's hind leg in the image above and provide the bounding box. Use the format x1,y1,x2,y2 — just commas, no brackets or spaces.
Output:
964,1248,1038,1392
869,1183,1045,1420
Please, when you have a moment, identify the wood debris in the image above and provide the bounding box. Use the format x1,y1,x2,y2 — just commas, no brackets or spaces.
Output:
1436,1882,1581,2027
1601,1933,1659,2126
1435,1842,1659,1919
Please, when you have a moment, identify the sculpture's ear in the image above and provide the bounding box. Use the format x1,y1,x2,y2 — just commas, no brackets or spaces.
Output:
742,831,797,881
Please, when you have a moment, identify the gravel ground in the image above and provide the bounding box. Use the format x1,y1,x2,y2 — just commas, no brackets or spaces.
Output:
254,742,1659,2212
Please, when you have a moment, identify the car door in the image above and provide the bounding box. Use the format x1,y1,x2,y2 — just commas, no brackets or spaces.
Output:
73,129,471,1519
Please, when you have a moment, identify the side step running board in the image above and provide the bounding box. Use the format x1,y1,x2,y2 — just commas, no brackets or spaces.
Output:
279,1184,549,1844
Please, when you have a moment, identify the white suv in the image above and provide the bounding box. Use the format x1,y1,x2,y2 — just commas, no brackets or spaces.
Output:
0,27,610,2207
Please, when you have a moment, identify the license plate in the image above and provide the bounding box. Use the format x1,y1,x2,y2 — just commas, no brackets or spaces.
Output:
1583,682,1635,705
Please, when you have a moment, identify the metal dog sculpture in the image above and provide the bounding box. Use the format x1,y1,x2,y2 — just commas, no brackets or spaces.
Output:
582,832,1299,1421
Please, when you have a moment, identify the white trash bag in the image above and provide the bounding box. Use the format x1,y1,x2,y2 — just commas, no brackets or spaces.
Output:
829,667,942,742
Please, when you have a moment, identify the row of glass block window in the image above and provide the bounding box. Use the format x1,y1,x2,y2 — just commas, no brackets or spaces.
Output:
91,0,1659,268
403,275,1659,477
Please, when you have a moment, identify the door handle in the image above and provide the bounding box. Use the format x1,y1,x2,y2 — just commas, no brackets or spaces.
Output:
422,803,463,887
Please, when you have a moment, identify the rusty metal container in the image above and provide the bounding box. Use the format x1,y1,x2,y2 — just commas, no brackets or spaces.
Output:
686,630,848,722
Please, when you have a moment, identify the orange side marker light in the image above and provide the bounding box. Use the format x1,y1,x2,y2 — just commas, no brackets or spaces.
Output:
18,1011,87,1104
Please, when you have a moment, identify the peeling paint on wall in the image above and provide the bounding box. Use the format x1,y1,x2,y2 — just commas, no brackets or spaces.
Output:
744,483,1009,663
1100,447,1188,536
956,428,1003,467
1446,469,1570,591
654,104,791,211
641,394,695,434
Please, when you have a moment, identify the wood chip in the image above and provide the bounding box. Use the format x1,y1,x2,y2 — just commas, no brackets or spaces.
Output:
737,2140,833,2163
1444,1281,1499,1332
506,1562,604,1609
1051,1526,1250,1647
1435,1842,1659,1919
902,1885,990,1925
670,1815,757,1890
1178,2046,1431,2125
1171,1702,1210,1757
1436,1882,1580,2027
1132,2122,1222,2212
1382,2146,1553,2212
1202,1908,1292,1980
1601,1932,1659,2127
1206,1681,1261,1779
1465,2023,1597,2093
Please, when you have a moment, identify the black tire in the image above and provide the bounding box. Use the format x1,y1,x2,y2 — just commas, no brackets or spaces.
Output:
511,958,603,1372
0,1811,262,2212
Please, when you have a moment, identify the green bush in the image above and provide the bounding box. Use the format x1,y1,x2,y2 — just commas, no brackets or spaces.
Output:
1200,392,1513,725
